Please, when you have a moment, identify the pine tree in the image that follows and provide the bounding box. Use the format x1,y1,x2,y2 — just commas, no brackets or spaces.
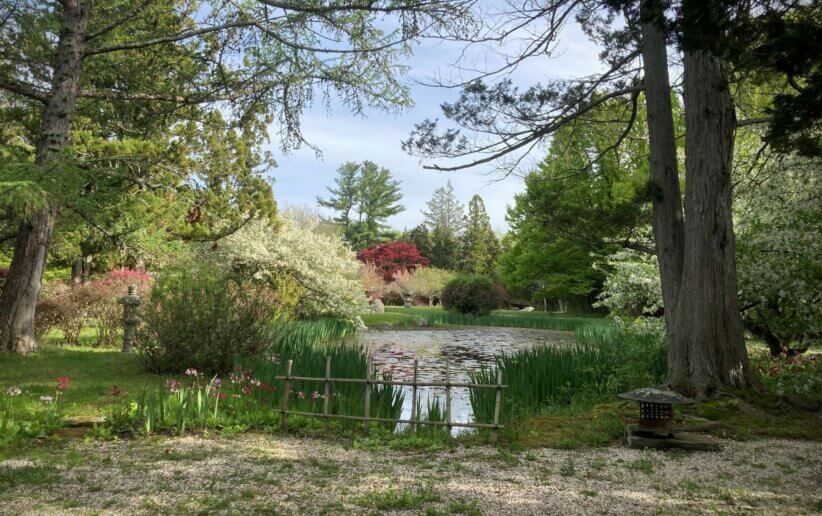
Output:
461,195,500,274
422,181,464,269
317,161,404,249
317,162,360,228
405,224,433,259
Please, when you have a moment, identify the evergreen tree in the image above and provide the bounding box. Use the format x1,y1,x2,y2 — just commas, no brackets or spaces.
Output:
460,195,500,274
421,181,464,269
317,163,359,228
405,224,433,260
317,161,404,249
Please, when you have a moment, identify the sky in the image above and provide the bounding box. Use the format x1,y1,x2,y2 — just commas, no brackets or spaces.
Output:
266,16,605,232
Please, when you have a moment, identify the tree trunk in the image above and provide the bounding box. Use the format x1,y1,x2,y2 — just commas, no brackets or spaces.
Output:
667,48,758,396
0,1,88,353
640,0,686,334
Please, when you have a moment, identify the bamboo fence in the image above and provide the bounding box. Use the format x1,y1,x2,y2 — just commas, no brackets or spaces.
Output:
276,357,507,439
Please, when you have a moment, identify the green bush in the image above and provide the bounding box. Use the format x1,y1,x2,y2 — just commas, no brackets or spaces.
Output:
441,274,507,316
134,264,276,375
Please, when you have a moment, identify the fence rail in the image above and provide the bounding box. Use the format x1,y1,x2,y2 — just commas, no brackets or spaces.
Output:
275,356,506,439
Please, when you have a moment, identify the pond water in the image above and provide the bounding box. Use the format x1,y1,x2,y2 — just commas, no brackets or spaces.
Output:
357,327,575,432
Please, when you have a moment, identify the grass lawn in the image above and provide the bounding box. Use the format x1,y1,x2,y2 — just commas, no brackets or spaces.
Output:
362,306,606,331
0,344,166,417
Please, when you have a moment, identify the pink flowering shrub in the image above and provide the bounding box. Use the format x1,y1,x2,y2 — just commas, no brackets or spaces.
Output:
35,268,152,346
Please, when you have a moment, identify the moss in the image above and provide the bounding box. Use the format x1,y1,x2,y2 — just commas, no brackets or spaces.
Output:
517,402,632,448
689,395,822,440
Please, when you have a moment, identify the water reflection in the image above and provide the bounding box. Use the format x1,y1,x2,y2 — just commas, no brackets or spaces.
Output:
356,328,575,432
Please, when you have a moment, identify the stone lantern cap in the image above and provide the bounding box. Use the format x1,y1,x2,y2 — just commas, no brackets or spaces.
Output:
618,387,695,405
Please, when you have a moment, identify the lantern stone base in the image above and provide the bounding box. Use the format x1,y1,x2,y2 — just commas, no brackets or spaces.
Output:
626,428,721,451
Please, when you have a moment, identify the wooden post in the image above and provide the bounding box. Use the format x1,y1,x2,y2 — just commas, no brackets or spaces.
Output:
491,369,503,443
280,359,293,431
364,356,372,436
445,358,452,433
323,356,331,431
410,358,418,433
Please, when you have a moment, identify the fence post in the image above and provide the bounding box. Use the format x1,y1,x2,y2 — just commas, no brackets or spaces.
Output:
491,369,503,443
410,358,418,433
280,359,293,431
363,355,372,436
445,358,452,433
323,356,331,431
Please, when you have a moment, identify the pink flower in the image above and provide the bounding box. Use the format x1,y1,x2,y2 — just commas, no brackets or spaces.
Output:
184,368,198,377
212,377,222,388
56,376,70,391
296,391,305,400
311,391,322,401
166,379,181,393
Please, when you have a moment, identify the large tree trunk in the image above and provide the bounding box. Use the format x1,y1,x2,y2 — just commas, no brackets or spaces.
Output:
667,48,758,396
640,0,686,335
0,1,88,353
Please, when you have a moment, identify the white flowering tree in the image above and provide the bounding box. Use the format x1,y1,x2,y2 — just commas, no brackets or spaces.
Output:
211,217,368,321
595,250,663,320
735,156,821,355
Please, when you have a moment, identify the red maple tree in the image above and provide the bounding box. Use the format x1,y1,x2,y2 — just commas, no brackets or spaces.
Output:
357,242,430,281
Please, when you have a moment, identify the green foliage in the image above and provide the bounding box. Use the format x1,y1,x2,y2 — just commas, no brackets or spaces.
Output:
318,161,404,249
248,336,404,429
499,98,671,304
0,391,64,446
422,181,464,269
104,375,281,436
469,324,666,422
134,264,278,375
441,275,506,316
749,348,821,399
382,307,605,331
460,195,500,275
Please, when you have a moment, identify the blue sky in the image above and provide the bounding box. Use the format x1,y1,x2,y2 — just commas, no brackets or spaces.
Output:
266,20,604,232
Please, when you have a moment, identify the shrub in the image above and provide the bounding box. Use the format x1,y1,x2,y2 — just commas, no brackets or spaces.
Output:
441,274,507,316
134,264,276,374
35,269,152,346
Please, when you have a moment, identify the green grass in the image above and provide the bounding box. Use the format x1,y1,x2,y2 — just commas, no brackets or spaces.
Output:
0,344,166,417
364,306,606,331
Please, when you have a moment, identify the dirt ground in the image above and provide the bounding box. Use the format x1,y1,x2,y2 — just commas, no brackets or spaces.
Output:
1,434,820,515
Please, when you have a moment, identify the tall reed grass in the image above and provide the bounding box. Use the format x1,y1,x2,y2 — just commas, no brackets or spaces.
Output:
470,323,666,423
248,338,404,430
387,307,606,332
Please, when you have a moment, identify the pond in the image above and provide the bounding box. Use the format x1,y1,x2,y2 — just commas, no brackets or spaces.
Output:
357,327,575,432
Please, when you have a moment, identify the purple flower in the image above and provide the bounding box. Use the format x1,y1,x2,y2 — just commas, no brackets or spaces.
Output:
166,379,181,393
311,391,322,401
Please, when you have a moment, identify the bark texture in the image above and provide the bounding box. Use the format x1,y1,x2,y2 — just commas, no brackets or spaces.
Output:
0,1,88,353
668,48,758,396
640,2,686,335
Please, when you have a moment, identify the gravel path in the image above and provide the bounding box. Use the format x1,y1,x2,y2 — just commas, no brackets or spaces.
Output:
1,434,820,515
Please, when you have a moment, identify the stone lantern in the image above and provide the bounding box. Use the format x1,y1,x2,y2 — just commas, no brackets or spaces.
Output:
618,386,720,451
118,285,142,353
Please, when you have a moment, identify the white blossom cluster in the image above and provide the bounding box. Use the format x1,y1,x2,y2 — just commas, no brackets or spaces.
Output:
211,217,368,321
595,249,663,320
